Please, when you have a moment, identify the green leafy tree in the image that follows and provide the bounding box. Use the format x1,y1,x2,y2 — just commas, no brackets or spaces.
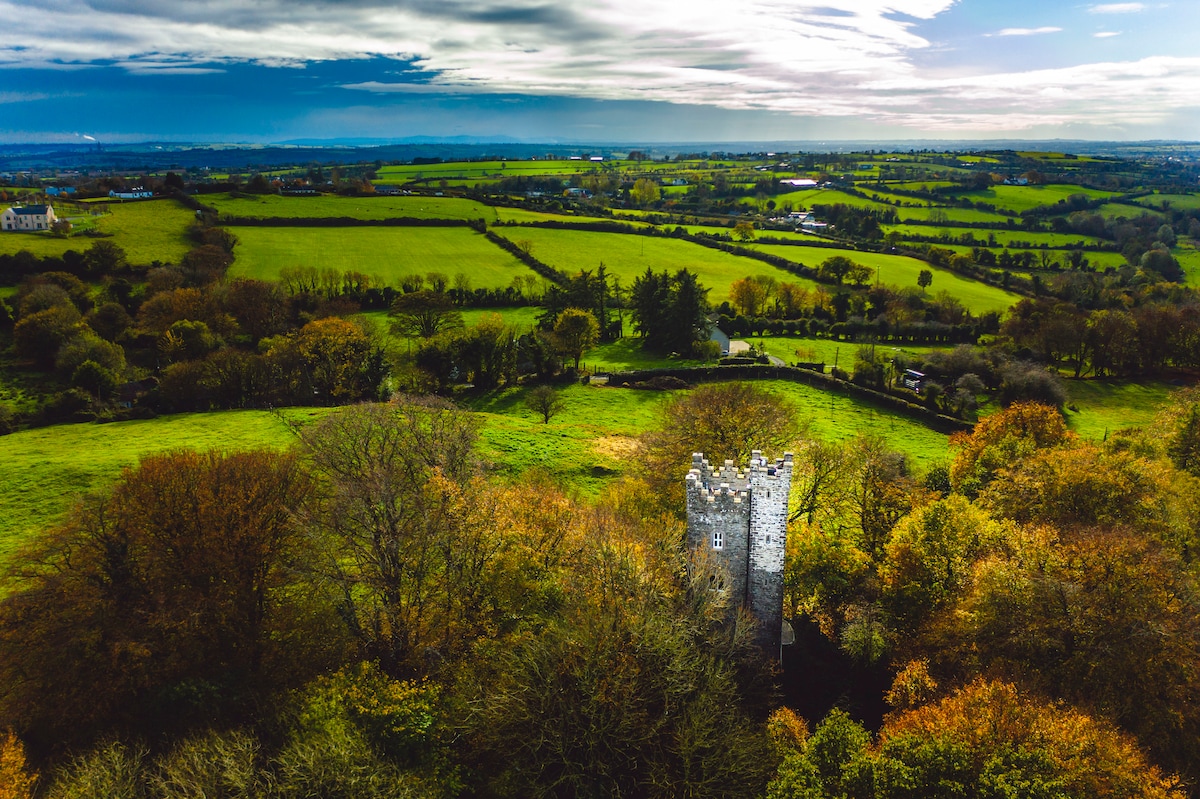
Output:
551,308,599,371
389,290,464,339
524,385,565,424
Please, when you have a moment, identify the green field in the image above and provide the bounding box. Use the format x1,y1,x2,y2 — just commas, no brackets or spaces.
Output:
949,184,1119,215
744,335,948,369
1060,379,1176,441
1096,202,1162,221
897,206,1014,224
882,224,1108,249
0,199,195,264
752,243,1020,314
1132,193,1200,211
375,159,640,182
0,408,329,558
1176,245,1200,284
492,227,822,302
230,226,537,288
204,192,499,222
469,378,952,494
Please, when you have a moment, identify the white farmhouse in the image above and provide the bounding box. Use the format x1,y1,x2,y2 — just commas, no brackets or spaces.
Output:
1,204,57,232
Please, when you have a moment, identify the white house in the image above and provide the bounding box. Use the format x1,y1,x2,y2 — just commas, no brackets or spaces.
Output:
108,188,153,199
1,204,56,232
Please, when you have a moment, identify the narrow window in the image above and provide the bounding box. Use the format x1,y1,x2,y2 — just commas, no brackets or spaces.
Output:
712,530,723,550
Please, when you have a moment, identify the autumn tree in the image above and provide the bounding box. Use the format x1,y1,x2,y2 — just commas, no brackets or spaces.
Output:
0,449,326,751
639,382,800,514
629,177,661,207
949,401,1072,497
733,220,757,241
298,400,523,676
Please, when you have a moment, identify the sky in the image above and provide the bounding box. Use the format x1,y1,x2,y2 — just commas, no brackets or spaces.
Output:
1,0,1198,144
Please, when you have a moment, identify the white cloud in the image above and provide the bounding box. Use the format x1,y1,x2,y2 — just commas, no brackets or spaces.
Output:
996,27,1063,36
1089,3,1145,13
0,0,1195,136
1094,31,1123,37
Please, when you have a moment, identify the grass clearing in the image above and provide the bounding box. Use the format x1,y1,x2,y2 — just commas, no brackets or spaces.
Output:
204,192,498,222
751,243,1020,314
1061,379,1178,441
492,227,820,302
230,226,536,288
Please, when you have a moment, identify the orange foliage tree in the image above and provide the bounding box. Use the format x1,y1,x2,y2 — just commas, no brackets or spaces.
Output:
0,449,329,752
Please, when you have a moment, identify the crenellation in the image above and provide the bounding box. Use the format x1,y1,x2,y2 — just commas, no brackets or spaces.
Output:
685,450,793,660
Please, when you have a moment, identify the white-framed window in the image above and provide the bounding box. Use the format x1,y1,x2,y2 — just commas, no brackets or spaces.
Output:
712,530,723,550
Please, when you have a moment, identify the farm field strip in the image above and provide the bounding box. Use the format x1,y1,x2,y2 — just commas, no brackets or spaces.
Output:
229,226,538,288
751,243,1021,314
1133,193,1200,211
203,192,499,221
491,227,824,301
882,224,1109,248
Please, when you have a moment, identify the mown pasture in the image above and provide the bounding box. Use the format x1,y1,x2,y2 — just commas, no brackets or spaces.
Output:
492,227,822,302
1061,379,1176,441
949,184,1120,215
751,243,1021,314
0,199,195,264
1096,202,1163,221
1133,193,1200,211
203,192,498,222
229,226,537,288
882,225,1109,249
895,206,1014,224
744,335,948,369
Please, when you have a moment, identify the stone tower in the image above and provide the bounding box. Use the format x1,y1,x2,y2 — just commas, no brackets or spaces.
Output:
685,450,793,658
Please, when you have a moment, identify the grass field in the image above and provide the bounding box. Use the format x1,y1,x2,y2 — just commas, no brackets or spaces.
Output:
468,378,952,495
896,206,1015,224
375,159,641,182
229,226,537,288
1176,245,1200,284
744,334,948,369
1060,379,1177,441
0,408,329,559
882,225,1108,249
1097,202,1162,221
751,243,1020,314
0,199,195,264
948,184,1119,215
1132,193,1200,211
203,192,499,222
492,227,822,302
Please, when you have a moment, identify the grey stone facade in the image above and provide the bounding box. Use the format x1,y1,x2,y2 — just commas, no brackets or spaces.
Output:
686,450,793,659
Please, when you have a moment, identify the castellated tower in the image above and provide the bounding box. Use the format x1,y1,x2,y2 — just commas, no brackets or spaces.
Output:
685,449,793,659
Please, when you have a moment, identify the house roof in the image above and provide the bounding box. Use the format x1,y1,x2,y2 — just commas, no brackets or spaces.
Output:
11,205,50,215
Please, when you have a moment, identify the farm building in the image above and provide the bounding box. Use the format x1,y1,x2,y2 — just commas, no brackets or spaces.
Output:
1,204,56,231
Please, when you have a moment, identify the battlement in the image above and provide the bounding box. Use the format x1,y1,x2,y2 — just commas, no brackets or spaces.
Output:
685,449,794,660
687,450,793,492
